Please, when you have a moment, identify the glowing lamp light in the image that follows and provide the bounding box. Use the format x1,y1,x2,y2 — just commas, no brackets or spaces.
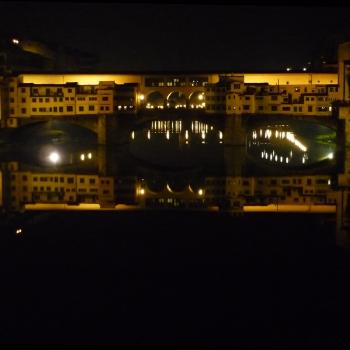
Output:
80,154,85,161
16,228,22,235
48,151,60,164
12,38,19,45
328,152,334,160
198,189,203,196
140,188,145,195
87,153,92,159
198,94,204,100
139,94,145,101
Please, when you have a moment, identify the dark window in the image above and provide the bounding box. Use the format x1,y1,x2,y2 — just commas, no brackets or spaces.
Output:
89,105,94,111
59,107,63,112
308,106,313,112
21,88,26,93
89,178,96,184
68,88,72,93
67,106,73,112
282,106,290,111
102,96,108,101
271,106,277,111
21,108,26,114
32,98,36,102
243,105,250,110
307,178,312,185
79,106,84,112
39,98,43,102
80,178,85,183
67,177,74,184
45,98,49,102
21,98,26,103
53,107,57,112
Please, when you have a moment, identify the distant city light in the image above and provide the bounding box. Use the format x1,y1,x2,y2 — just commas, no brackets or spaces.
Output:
198,189,203,196
48,151,60,164
139,94,145,101
286,67,292,71
87,152,92,159
328,152,334,159
12,38,19,45
16,228,22,235
140,188,145,195
80,153,85,161
302,67,307,71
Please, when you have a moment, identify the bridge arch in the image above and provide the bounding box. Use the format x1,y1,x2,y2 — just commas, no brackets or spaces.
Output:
166,91,187,109
145,91,165,109
188,91,205,109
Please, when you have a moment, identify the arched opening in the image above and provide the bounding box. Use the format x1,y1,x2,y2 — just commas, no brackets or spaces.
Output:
167,178,188,193
146,177,166,193
146,91,165,109
189,91,205,109
166,91,187,109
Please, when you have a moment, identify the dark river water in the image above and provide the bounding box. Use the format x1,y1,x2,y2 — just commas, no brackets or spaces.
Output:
0,114,349,347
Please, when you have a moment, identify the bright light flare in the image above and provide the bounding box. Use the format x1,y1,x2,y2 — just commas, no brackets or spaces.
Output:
12,38,19,45
48,151,60,164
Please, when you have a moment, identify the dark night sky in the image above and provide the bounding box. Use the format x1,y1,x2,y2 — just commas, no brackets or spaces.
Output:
1,2,350,71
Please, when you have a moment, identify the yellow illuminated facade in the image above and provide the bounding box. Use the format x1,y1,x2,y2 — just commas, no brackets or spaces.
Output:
1,60,348,128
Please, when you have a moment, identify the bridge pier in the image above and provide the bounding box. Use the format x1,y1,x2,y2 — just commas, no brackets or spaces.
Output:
97,114,107,145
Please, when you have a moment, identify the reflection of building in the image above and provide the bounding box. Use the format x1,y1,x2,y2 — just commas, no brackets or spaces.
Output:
4,162,114,211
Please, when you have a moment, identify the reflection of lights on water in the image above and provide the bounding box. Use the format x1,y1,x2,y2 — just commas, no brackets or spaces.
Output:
131,131,135,140
219,131,223,140
185,130,189,140
275,155,278,161
166,130,170,140
48,152,60,164
286,158,289,163
147,130,151,140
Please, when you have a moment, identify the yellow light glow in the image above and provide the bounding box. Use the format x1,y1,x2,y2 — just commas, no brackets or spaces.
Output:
198,189,203,196
198,94,204,100
12,38,19,45
16,228,22,235
139,94,145,101
131,131,135,139
87,153,92,159
140,188,145,195
80,154,85,161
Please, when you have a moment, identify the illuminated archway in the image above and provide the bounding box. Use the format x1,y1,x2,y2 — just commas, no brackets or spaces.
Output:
188,91,205,109
146,91,165,109
166,91,187,109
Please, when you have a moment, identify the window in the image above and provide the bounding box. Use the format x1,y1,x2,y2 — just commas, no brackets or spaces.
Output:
10,98,14,103
102,96,108,101
89,179,96,184
308,106,313,112
21,108,26,114
10,108,14,114
59,107,63,112
89,105,94,111
70,97,74,101
67,177,74,184
65,97,69,101
271,95,278,101
39,98,43,103
293,106,297,112
79,178,85,183
282,106,290,111
32,98,37,102
68,88,72,93
100,106,105,111
67,106,73,112
271,106,277,111
106,106,110,111
79,106,84,112
45,98,49,102
53,107,57,112
21,88,26,93
243,105,250,110
234,84,240,89
21,98,26,103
